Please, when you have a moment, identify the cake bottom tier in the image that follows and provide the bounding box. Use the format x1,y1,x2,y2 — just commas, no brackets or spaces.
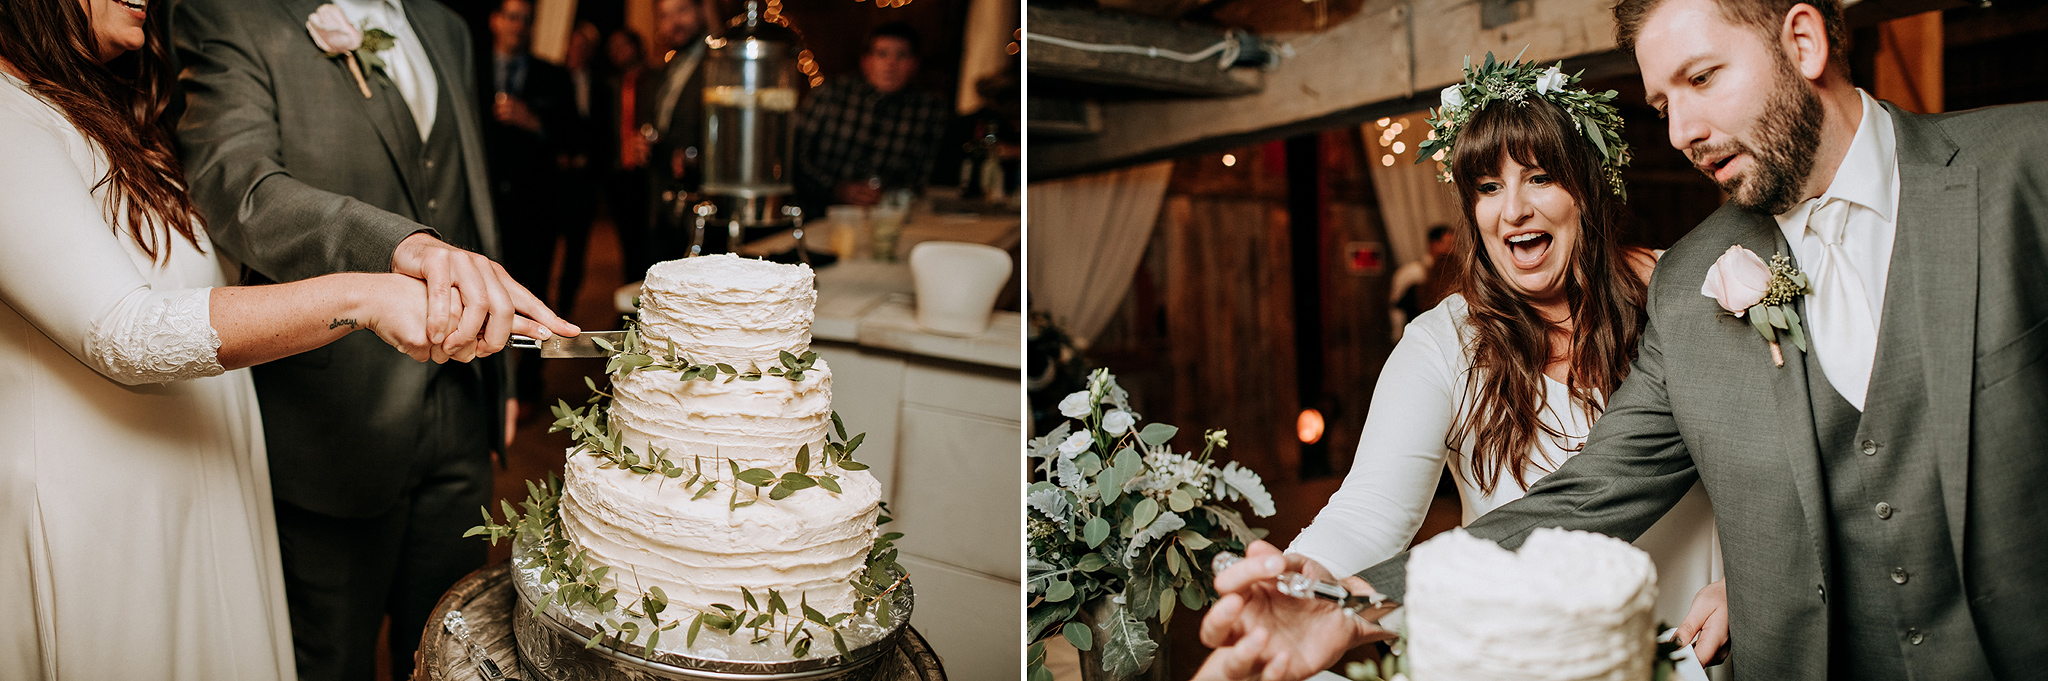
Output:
559,446,881,615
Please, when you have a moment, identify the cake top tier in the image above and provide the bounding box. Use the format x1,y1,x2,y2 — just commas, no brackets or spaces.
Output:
1409,527,1655,614
638,255,816,367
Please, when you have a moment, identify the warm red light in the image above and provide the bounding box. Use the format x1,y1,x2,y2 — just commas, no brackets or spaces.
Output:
1297,408,1325,445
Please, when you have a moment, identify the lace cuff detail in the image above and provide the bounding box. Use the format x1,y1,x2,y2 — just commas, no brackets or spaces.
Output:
86,287,226,385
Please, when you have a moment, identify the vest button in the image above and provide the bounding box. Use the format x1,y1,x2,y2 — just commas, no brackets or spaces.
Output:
1876,502,1893,519
1817,584,1826,602
425,159,436,170
1892,567,1910,584
1907,628,1924,645
1861,439,1879,455
428,199,440,212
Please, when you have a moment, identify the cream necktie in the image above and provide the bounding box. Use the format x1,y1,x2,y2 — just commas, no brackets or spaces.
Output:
1805,198,1879,410
372,0,432,140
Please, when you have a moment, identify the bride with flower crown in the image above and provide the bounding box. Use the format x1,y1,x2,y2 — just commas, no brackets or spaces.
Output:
1192,57,1728,680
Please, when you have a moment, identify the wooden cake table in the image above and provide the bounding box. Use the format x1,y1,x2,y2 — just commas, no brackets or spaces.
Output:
416,562,948,681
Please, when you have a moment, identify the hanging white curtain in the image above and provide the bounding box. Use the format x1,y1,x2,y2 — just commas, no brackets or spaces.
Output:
1026,161,1175,346
1361,118,1464,268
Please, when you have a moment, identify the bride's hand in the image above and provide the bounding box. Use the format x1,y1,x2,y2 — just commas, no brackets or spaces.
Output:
1677,579,1730,666
352,274,441,363
1192,541,1395,681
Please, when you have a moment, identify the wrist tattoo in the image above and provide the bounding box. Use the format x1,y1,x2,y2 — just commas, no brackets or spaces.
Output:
329,318,360,330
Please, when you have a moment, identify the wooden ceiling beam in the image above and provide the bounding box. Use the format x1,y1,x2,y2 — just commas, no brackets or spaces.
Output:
1029,0,1623,180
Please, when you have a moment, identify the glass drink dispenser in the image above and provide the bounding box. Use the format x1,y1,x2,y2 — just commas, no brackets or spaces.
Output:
700,1,797,227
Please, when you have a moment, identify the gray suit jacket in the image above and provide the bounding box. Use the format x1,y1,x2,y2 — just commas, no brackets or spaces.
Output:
172,0,510,517
1361,101,2048,679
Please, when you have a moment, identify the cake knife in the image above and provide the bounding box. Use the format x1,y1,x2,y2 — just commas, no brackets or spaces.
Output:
1210,552,1397,613
509,331,629,358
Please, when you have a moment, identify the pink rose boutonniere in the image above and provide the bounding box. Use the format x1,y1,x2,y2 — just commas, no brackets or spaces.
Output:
307,5,397,99
1702,245,1812,367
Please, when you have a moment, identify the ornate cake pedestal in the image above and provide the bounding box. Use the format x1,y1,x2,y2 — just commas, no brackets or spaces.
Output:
416,562,947,681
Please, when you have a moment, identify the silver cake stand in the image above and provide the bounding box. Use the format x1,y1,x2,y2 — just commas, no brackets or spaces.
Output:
507,537,918,681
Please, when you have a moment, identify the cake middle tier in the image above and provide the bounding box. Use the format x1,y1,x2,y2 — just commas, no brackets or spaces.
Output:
609,361,833,472
560,444,882,616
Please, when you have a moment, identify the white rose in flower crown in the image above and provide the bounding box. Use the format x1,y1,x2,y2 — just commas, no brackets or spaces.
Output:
1101,409,1136,435
1439,84,1466,111
1535,66,1568,95
1057,391,1091,419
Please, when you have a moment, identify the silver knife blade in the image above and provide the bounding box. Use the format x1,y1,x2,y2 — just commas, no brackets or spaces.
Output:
510,331,629,358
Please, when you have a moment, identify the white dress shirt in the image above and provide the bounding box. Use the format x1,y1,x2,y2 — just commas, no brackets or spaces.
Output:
332,0,438,140
1772,90,1900,409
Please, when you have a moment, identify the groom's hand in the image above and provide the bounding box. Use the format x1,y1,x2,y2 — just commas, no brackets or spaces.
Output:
1192,541,1395,681
391,233,579,356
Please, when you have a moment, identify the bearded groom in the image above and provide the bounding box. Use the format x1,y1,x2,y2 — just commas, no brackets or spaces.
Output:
1197,1,2048,679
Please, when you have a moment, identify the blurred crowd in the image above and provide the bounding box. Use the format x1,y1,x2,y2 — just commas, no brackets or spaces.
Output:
477,0,1011,408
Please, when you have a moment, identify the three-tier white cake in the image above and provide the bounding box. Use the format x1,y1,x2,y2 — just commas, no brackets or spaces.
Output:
557,254,882,616
1405,528,1659,681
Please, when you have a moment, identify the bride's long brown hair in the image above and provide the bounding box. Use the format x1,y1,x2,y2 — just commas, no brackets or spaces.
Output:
0,0,204,263
1442,97,1646,495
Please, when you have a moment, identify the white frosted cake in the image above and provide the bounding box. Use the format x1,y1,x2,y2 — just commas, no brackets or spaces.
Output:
1405,528,1657,681
557,254,882,615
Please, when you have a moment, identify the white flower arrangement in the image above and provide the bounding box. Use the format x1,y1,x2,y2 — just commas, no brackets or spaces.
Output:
1026,369,1275,681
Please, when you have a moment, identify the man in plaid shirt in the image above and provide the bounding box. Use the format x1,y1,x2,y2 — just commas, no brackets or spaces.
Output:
794,23,951,214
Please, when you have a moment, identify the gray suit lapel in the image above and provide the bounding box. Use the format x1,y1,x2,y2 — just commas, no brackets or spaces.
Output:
405,0,501,261
1731,219,1835,581
1883,104,1976,573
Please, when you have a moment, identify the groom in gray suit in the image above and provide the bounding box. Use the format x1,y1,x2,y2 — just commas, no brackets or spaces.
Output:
171,0,575,679
1197,1,2048,679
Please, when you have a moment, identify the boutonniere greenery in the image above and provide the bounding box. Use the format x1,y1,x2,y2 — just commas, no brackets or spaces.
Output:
1702,245,1813,367
306,4,398,99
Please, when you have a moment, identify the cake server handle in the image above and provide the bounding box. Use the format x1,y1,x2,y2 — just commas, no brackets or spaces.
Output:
1210,552,1395,611
1657,628,1713,681
442,610,519,681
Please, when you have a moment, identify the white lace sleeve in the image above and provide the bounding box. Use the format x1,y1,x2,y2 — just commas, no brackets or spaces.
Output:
0,100,226,386
85,287,226,384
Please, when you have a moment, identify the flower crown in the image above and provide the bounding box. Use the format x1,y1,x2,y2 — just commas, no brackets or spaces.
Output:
1413,50,1632,201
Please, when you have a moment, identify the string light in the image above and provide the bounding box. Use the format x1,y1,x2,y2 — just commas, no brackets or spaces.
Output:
1382,154,1395,166
1376,117,1391,127
1222,154,1236,167
1392,141,1404,154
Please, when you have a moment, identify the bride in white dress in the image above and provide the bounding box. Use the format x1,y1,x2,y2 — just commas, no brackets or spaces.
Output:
0,1,564,678
1196,66,1728,681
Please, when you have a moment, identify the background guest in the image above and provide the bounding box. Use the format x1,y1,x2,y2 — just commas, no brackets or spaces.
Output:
550,21,605,321
794,22,951,216
480,0,571,412
1388,224,1455,341
633,0,712,270
604,27,656,282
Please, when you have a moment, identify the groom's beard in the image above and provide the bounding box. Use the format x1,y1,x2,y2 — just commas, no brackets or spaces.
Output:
1690,55,1825,215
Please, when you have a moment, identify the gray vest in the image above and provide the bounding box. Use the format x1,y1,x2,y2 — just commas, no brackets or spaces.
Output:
382,77,479,252
1806,235,1992,680
380,71,492,462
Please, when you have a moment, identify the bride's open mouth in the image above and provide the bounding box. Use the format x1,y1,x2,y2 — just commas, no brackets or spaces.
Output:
1506,230,1552,270
117,0,146,15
